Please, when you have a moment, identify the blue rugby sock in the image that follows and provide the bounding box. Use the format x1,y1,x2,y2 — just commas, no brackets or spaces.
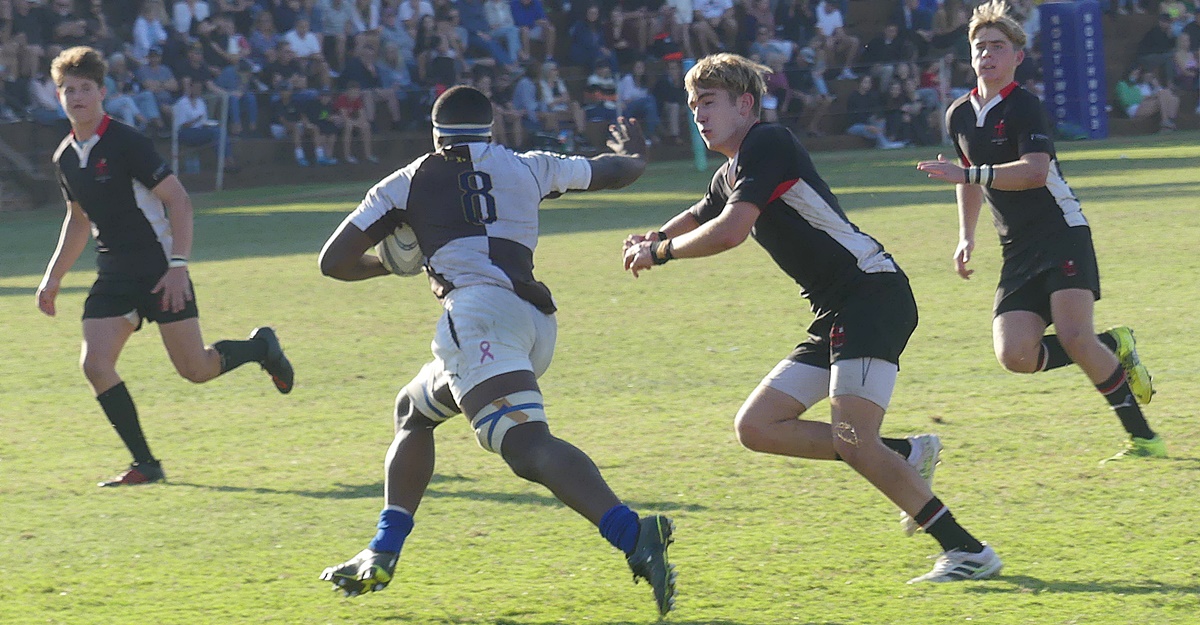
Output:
368,505,414,554
599,504,640,556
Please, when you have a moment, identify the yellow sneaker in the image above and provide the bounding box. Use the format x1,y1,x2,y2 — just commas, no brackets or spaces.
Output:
1101,435,1167,464
1105,326,1154,404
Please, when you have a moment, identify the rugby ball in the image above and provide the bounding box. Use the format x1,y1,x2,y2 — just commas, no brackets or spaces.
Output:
375,223,424,276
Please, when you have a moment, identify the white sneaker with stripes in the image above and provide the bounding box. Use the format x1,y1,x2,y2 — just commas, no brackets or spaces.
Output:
907,544,1003,583
900,434,942,536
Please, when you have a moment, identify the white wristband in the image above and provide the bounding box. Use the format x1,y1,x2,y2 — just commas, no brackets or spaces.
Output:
168,257,188,269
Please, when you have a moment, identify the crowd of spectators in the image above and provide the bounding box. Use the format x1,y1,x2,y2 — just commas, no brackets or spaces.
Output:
2,0,1191,166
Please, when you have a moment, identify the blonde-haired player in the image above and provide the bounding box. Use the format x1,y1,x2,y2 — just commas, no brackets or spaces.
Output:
917,1,1162,463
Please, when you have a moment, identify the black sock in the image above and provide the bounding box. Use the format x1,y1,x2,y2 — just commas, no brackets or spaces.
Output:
916,497,984,553
831,437,911,462
96,382,155,464
1038,335,1073,371
882,437,912,458
1096,366,1154,439
213,339,268,374
1040,333,1120,371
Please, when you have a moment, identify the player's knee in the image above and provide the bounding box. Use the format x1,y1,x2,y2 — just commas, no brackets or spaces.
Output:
1055,327,1094,360
79,353,114,384
469,390,547,454
995,344,1038,373
733,412,772,453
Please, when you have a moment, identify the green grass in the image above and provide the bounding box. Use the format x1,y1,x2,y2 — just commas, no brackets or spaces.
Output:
2,134,1199,625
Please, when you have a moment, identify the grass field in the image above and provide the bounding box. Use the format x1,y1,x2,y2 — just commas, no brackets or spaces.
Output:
2,134,1199,625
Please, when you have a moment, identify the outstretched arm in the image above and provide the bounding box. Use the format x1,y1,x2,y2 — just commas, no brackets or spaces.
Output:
623,201,760,277
586,117,647,191
916,152,1050,191
319,213,391,281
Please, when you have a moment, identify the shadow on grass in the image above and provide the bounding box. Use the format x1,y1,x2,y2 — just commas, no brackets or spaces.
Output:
968,574,1200,595
168,477,708,512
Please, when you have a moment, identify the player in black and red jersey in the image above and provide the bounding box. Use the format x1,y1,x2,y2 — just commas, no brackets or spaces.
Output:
916,1,1162,463
624,53,1001,584
36,47,294,487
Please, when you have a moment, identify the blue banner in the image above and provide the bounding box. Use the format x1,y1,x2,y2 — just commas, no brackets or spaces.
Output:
1041,0,1108,139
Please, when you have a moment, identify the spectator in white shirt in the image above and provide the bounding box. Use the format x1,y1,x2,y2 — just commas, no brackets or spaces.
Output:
173,0,211,36
691,0,736,57
173,81,238,169
132,0,171,65
815,0,860,80
285,16,324,59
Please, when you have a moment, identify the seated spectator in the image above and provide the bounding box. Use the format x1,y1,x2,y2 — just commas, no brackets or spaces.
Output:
173,80,239,171
814,1,859,80
1160,0,1193,36
653,59,687,144
176,42,220,95
458,0,514,67
1137,14,1178,86
248,10,280,68
537,60,585,137
660,0,695,61
1115,66,1180,132
900,76,936,145
333,80,379,163
863,22,915,92
215,0,256,34
749,24,794,64
610,0,656,57
269,83,312,165
490,68,528,147
104,53,166,136
418,34,465,94
509,62,543,132
584,61,619,125
1173,32,1198,91
264,41,307,92
691,0,737,57
132,0,172,66
616,58,660,140
775,0,816,58
286,16,325,60
438,6,479,67
484,0,524,63
743,0,785,56
137,47,180,124
215,59,261,136
82,0,121,55
341,43,403,128
378,41,418,126
272,0,304,33
569,5,618,72
930,0,969,61
782,47,834,137
11,0,49,86
1113,0,1146,16
511,0,557,62
893,0,933,61
198,13,244,70
843,74,905,149
29,64,67,127
172,0,211,37
380,6,420,62
321,0,367,69
398,0,435,25
48,0,89,49
303,87,341,165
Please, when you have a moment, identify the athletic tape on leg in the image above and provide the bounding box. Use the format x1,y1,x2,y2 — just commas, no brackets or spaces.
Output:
469,390,547,453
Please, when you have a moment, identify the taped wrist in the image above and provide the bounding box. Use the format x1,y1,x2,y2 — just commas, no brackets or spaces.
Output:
650,239,673,265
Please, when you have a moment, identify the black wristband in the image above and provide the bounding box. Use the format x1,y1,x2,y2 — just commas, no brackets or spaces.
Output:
655,230,667,242
650,239,673,265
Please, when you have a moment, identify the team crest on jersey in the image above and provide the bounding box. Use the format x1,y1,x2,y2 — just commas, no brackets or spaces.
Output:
1062,259,1078,277
830,324,846,349
94,158,111,183
991,119,1007,144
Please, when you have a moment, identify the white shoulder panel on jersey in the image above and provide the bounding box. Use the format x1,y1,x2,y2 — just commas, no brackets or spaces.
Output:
349,154,427,232
514,150,593,197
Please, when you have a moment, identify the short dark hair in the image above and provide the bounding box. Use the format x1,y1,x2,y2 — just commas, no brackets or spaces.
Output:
432,85,494,127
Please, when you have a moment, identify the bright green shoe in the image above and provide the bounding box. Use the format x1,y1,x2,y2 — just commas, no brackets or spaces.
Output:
1101,435,1167,464
1105,326,1154,404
